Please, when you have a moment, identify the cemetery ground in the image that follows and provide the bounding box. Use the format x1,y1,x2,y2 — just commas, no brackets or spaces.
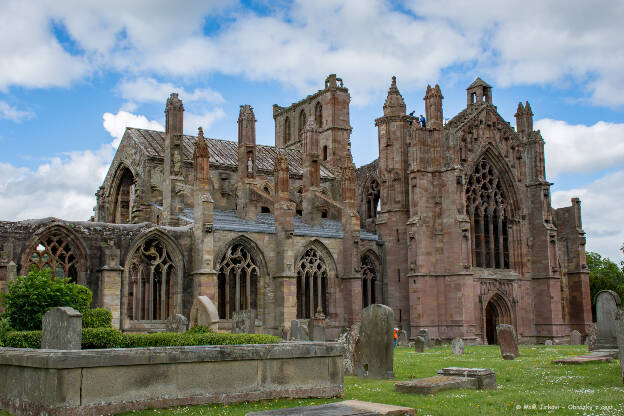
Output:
82,344,623,416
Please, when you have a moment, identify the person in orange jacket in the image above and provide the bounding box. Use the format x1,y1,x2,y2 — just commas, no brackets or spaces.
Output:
393,327,399,348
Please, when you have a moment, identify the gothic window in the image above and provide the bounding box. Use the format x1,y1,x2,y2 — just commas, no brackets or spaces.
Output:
298,110,307,139
365,179,380,220
127,238,176,320
28,235,79,281
315,102,323,128
296,248,328,319
361,254,378,308
466,158,511,269
114,168,135,224
322,145,328,161
284,117,291,143
217,243,259,319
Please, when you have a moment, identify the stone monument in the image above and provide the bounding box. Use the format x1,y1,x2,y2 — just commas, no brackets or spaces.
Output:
496,324,519,359
569,330,582,345
42,307,82,350
290,319,310,341
451,337,464,355
166,314,188,333
414,336,426,353
616,309,624,383
189,296,219,330
357,304,394,378
338,323,361,376
587,323,597,351
398,330,409,347
232,309,255,334
595,290,621,349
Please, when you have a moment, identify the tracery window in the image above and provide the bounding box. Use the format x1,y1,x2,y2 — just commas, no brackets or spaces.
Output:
28,234,79,281
296,248,328,319
361,254,378,308
466,159,510,269
114,168,134,224
127,238,176,320
217,243,259,319
365,179,381,220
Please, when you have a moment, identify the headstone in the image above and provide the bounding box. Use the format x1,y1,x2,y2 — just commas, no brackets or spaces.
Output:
616,309,624,383
311,317,326,341
166,314,188,333
290,319,310,341
553,351,616,364
587,323,597,351
395,375,477,395
246,400,415,415
417,329,431,348
232,309,255,334
414,336,425,353
596,290,621,349
42,307,82,350
496,324,519,360
357,304,394,378
398,330,409,347
569,330,582,345
189,296,219,330
544,340,553,346
451,337,464,355
337,323,361,376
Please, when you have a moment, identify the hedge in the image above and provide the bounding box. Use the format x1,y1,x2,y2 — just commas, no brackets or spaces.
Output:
2,329,281,349
82,308,113,328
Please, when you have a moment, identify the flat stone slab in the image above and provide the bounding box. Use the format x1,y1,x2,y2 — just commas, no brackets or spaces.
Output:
553,351,616,364
437,367,497,390
395,375,478,395
247,400,414,415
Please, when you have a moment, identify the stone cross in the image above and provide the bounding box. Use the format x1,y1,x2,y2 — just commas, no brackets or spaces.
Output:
496,324,519,359
357,304,394,378
42,307,82,350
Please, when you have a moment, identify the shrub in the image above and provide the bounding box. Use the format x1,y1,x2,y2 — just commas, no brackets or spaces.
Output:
0,316,11,342
0,268,93,330
83,308,113,328
82,328,124,349
3,331,42,348
186,325,215,334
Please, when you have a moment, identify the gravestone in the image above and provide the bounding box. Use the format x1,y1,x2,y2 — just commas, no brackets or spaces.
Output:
189,296,219,330
337,323,360,376
357,304,394,378
232,310,255,334
496,324,519,359
394,368,496,395
414,336,426,353
166,314,188,333
616,309,624,383
247,400,415,415
290,319,310,341
596,290,621,349
451,337,464,355
544,340,553,346
587,323,597,351
42,307,82,350
417,329,431,348
398,330,409,347
569,330,582,345
311,317,326,341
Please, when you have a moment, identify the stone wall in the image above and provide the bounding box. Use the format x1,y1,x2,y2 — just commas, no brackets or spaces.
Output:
0,342,344,416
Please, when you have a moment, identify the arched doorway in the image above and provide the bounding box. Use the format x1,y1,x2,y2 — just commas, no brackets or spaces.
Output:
483,293,513,345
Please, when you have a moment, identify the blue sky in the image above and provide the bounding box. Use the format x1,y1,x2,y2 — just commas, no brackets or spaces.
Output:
0,0,623,263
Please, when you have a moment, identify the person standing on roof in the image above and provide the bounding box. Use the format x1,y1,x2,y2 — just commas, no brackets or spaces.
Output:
419,114,426,127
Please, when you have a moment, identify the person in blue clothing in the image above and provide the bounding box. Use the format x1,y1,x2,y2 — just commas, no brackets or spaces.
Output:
419,114,426,127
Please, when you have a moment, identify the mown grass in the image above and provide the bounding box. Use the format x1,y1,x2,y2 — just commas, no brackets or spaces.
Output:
3,345,622,415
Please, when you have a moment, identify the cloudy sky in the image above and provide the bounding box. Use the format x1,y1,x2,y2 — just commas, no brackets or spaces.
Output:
0,0,622,262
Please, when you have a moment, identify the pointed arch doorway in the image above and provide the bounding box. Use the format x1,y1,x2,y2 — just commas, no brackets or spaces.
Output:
484,293,513,345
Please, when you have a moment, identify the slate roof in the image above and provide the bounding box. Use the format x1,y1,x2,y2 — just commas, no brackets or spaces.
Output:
467,77,492,89
125,128,335,179
176,207,377,241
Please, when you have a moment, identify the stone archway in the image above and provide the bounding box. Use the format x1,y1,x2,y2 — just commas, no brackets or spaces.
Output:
484,292,513,345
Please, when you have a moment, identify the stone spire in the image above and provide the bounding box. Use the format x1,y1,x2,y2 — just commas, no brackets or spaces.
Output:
274,152,289,200
424,84,444,129
165,93,184,136
383,76,406,116
515,101,534,135
193,127,210,185
238,104,256,146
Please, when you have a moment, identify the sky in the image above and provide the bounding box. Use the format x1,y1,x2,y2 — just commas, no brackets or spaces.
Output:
0,0,622,263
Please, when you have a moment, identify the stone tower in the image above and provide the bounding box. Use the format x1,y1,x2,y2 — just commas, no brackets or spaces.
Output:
163,93,184,226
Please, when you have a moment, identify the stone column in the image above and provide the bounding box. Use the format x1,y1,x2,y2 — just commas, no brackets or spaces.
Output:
99,246,123,329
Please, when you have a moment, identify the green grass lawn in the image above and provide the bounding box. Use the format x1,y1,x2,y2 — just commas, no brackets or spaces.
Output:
1,345,621,415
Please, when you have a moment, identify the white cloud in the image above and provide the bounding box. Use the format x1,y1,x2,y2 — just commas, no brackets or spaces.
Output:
185,109,227,135
102,110,164,147
0,101,33,122
117,77,224,106
552,170,624,263
537,119,624,180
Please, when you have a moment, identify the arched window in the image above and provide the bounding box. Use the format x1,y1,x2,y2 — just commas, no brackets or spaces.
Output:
466,158,511,269
127,238,176,320
28,234,79,281
298,110,307,140
361,253,378,308
296,248,328,319
366,179,380,220
315,102,323,128
284,117,291,143
217,243,259,319
113,168,135,224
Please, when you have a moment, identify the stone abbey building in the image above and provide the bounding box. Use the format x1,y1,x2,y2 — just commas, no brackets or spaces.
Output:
0,74,592,343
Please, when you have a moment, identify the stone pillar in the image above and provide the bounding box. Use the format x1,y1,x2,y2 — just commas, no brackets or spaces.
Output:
302,119,321,226
42,307,82,350
163,93,185,226
99,246,123,329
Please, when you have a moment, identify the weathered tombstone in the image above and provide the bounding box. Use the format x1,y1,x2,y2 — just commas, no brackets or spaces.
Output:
587,323,598,351
166,314,188,333
398,330,409,347
496,324,519,359
357,304,394,378
414,336,426,353
569,330,582,345
232,309,255,334
42,307,82,350
451,337,464,355
417,329,431,348
189,296,219,330
616,310,624,383
544,340,553,346
596,290,621,349
310,317,326,341
290,319,309,341
338,323,361,376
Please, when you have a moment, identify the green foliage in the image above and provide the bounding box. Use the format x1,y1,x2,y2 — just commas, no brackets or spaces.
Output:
186,325,215,334
0,268,93,331
3,331,41,348
0,316,11,342
81,328,124,349
82,308,113,328
587,251,624,307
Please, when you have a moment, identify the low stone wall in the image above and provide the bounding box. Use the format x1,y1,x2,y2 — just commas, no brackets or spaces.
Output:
0,342,344,416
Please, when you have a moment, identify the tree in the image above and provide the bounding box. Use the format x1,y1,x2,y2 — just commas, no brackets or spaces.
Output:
586,251,624,320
